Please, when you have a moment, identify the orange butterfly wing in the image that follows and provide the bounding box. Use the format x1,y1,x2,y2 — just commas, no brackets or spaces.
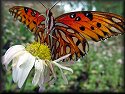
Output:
52,11,125,60
9,6,45,38
48,26,89,61
55,11,125,41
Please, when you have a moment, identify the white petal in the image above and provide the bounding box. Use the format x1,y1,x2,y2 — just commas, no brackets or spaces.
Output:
15,68,22,84
38,61,46,87
35,59,44,70
12,57,20,82
16,52,31,68
32,69,41,86
2,45,25,63
33,59,47,86
59,67,68,84
48,62,56,79
12,57,19,67
39,85,45,92
48,63,57,85
2,48,26,70
38,72,44,87
12,67,20,83
17,53,35,88
43,68,50,83
52,61,73,73
4,45,25,58
12,52,30,83
54,54,71,62
32,60,40,86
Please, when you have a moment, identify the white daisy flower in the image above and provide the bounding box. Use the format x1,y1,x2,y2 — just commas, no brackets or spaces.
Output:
2,42,73,90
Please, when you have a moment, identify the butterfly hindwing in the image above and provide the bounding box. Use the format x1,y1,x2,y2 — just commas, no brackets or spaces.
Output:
50,26,89,60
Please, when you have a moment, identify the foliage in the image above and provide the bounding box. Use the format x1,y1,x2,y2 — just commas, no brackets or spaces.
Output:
1,0,124,93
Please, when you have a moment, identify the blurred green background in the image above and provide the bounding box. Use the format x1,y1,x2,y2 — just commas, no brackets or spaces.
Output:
1,0,124,93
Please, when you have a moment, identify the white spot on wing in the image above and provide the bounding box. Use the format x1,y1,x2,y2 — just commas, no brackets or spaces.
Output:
17,16,21,20
55,23,68,27
56,41,59,48
33,11,37,15
78,43,84,53
110,27,121,33
72,54,76,60
12,12,15,16
56,53,58,59
61,46,63,55
66,46,70,53
14,9,17,12
72,37,78,44
17,11,21,15
112,17,121,23
67,29,75,33
59,30,69,43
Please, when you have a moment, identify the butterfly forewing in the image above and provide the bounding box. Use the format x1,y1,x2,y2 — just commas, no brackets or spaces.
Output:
9,6,45,34
55,11,125,42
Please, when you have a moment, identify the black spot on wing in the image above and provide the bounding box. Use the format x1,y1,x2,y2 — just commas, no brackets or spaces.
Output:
80,26,85,31
33,21,37,25
91,26,94,30
70,13,76,19
83,12,93,21
31,11,36,17
97,22,101,28
23,15,26,19
75,16,81,21
23,21,26,24
24,7,28,14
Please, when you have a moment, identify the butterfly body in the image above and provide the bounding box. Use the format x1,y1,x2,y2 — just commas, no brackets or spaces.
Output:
9,5,125,61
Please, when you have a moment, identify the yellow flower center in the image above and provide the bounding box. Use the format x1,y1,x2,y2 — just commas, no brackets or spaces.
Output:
25,42,51,60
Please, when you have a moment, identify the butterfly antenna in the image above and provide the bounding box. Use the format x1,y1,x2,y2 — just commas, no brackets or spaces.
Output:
50,0,61,10
39,1,47,9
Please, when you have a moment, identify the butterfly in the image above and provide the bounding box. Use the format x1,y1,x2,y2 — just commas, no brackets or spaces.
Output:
9,2,125,61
